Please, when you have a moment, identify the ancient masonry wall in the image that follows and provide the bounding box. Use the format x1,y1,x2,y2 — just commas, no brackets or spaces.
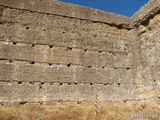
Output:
137,12,160,105
0,0,159,110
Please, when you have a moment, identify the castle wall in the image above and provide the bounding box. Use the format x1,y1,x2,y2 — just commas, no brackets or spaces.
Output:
137,13,160,105
0,1,139,106
0,0,160,119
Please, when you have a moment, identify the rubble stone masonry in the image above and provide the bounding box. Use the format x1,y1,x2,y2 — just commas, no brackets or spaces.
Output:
0,0,159,119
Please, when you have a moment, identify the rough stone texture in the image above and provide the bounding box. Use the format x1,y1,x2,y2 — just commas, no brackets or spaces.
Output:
0,60,137,84
137,14,160,103
0,0,160,119
131,0,160,27
0,81,137,104
0,0,131,28
0,7,135,51
0,41,137,68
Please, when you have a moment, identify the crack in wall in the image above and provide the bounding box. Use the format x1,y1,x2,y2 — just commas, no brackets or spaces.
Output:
94,93,99,120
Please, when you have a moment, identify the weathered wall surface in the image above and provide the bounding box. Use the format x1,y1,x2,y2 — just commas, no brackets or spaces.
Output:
0,0,160,119
0,0,131,28
137,13,160,106
0,1,138,105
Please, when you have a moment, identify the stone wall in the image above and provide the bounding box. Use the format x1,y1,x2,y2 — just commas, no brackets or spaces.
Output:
137,13,160,106
0,0,160,119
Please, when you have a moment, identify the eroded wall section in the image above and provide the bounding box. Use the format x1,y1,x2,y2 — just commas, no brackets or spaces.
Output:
137,13,160,106
0,1,138,106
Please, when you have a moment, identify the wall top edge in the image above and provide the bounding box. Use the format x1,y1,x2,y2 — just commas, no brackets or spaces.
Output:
0,0,160,28
130,0,160,27
0,0,131,28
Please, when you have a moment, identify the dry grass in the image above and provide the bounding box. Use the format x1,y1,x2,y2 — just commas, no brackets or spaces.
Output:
0,103,159,120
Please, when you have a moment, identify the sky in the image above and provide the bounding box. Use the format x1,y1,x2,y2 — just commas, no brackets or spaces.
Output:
59,0,149,17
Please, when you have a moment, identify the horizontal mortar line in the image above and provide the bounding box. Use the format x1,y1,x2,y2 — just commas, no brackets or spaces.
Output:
0,39,131,55
0,101,87,106
0,99,146,106
0,21,31,26
0,39,104,53
107,98,147,102
0,80,137,86
0,101,90,106
0,100,82,103
0,58,136,70
122,98,147,102
0,5,132,30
